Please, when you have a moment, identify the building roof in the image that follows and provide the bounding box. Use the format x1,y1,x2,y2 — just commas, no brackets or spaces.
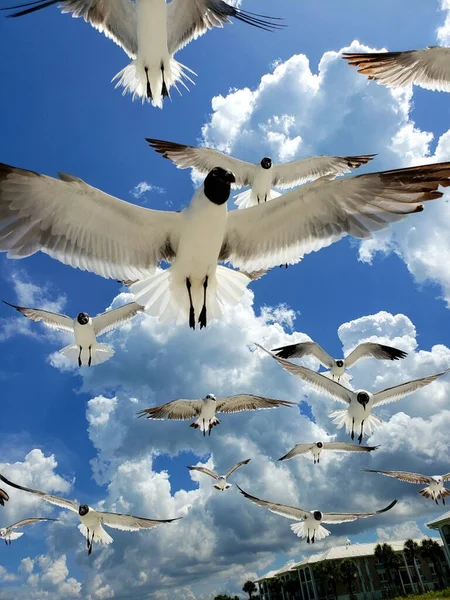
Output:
427,510,450,528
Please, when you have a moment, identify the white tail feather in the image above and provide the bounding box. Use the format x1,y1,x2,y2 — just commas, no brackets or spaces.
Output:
78,523,113,546
322,371,353,385
59,343,115,366
329,410,383,436
290,521,330,541
4,531,23,542
112,56,196,108
233,188,281,210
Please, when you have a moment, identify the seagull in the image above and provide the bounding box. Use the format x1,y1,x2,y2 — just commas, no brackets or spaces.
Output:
256,344,450,443
146,137,376,209
3,300,143,366
1,163,450,329
364,469,450,505
187,458,250,490
2,0,283,109
0,517,58,545
138,393,295,436
237,486,397,543
279,441,378,464
342,47,450,92
0,474,181,555
0,489,9,506
271,340,407,384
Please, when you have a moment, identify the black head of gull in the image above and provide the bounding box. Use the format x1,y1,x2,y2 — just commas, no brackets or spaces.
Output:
336,359,344,367
316,442,323,449
357,391,370,410
77,312,90,325
313,510,323,521
260,157,272,169
205,393,217,401
79,505,89,516
204,167,235,205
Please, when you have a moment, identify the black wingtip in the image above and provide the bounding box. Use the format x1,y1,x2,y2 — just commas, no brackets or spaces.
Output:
2,300,21,310
232,8,286,32
379,499,397,514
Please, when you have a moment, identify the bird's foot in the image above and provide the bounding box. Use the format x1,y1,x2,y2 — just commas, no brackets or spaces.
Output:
88,346,92,367
358,433,363,444
144,67,152,100
161,62,169,98
198,306,207,330
189,307,195,330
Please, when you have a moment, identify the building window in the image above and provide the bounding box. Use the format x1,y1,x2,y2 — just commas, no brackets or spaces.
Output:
443,525,450,546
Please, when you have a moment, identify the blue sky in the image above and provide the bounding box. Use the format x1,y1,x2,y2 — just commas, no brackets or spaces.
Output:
1,1,450,598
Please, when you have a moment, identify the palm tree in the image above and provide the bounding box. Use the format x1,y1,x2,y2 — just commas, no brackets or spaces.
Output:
374,542,403,596
420,538,446,589
313,561,340,600
243,581,258,600
339,559,358,600
404,539,424,593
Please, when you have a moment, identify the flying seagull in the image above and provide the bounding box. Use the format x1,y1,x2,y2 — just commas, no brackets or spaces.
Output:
255,344,450,443
342,47,450,93
138,393,295,436
3,300,143,366
364,469,450,505
187,458,250,490
0,517,58,545
1,163,450,330
271,340,407,383
146,137,375,209
237,485,396,543
0,489,9,506
2,0,283,108
279,441,378,464
0,474,181,555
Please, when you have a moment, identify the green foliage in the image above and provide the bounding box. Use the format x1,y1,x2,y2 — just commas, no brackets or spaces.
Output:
243,580,257,600
214,595,240,600
390,588,450,600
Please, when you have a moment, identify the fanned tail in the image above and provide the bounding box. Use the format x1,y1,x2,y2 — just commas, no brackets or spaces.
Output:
78,524,113,546
59,343,114,367
190,416,220,434
290,521,330,541
329,410,383,436
233,188,281,210
322,370,353,386
5,531,23,542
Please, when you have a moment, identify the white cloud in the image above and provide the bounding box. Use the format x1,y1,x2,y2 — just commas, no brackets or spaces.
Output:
437,0,450,44
376,521,427,542
131,181,166,200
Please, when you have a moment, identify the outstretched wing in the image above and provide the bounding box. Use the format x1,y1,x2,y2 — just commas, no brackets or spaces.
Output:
225,458,251,479
345,342,407,367
167,0,284,54
442,473,450,482
215,394,295,414
0,474,78,512
221,163,450,271
372,369,450,406
364,469,431,485
237,486,309,520
271,154,375,189
137,400,204,420
322,500,397,524
98,511,181,531
278,444,314,461
323,442,378,453
146,139,255,188
187,466,219,481
2,0,137,57
9,517,59,531
0,163,181,281
93,302,143,336
271,341,334,367
3,300,74,332
342,47,450,92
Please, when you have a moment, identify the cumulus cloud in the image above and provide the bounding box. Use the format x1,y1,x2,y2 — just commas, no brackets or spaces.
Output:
131,181,166,200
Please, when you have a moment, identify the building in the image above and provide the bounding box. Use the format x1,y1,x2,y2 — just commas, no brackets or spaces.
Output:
428,510,450,564
256,537,450,600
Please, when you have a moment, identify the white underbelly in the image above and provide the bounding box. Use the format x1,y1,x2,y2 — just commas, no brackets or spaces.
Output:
252,169,273,202
74,324,97,347
200,399,217,420
136,0,169,62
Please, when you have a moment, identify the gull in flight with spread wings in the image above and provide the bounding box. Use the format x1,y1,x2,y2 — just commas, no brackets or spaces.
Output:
146,137,375,209
271,339,407,384
1,162,450,329
138,393,295,436
256,344,450,443
343,47,450,93
2,0,283,108
279,441,378,464
1,517,58,545
364,469,450,505
0,474,181,555
238,486,397,543
3,300,143,366
187,458,250,490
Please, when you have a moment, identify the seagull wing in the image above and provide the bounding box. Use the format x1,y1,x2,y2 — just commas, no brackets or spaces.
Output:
225,458,251,479
146,139,255,188
93,302,143,336
8,517,59,531
323,442,379,453
278,444,314,461
342,47,450,92
255,344,352,405
372,369,450,407
3,301,74,332
270,341,334,367
98,510,181,531
167,0,283,54
0,164,181,281
0,474,78,513
0,489,9,506
345,342,408,367
237,486,309,520
3,0,137,57
442,473,450,481
137,399,204,420
322,500,397,524
187,466,219,480
271,154,376,189
215,394,295,414
221,163,450,271
364,469,432,484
